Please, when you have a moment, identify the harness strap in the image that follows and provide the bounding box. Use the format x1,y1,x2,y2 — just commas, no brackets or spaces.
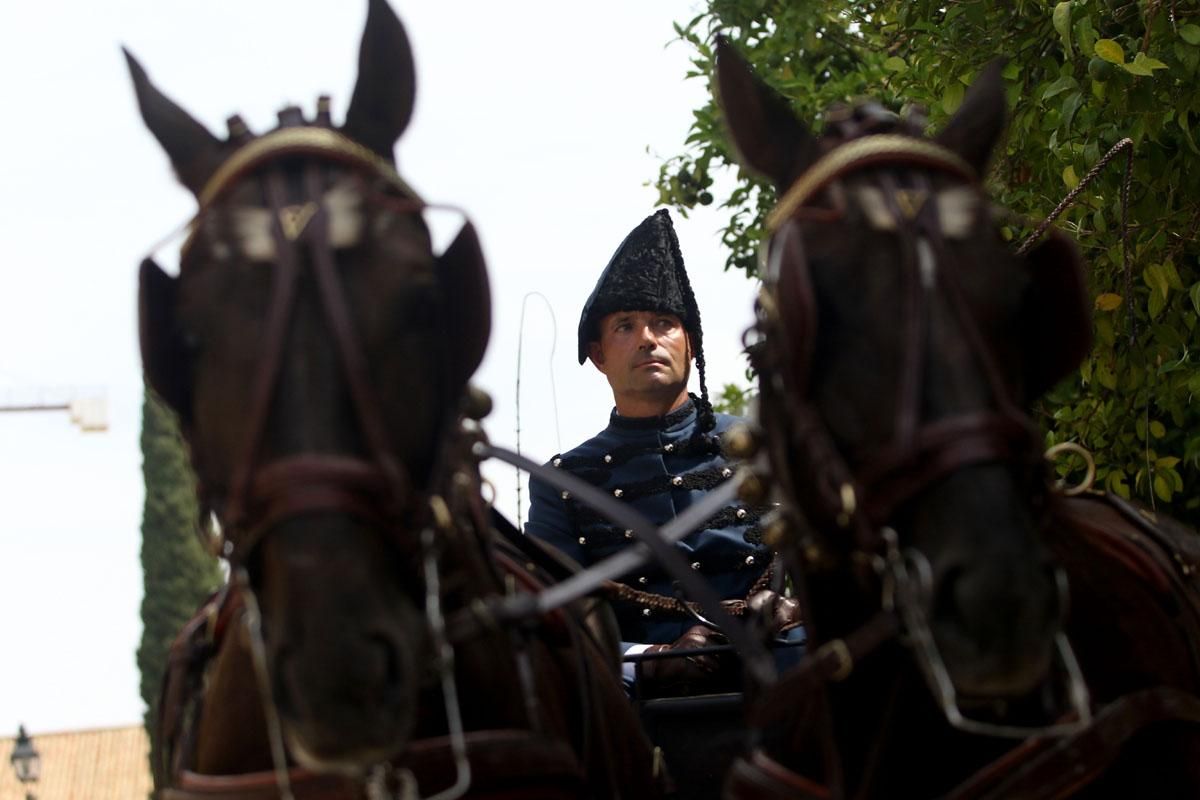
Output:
947,687,1200,800
157,585,244,788
748,612,900,728
161,730,585,800
724,749,832,800
728,687,1200,800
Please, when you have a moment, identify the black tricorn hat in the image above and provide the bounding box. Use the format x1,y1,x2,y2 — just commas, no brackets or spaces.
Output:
578,209,714,430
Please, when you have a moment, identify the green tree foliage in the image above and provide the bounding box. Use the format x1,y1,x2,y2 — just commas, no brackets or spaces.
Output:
137,390,222,785
659,0,1200,524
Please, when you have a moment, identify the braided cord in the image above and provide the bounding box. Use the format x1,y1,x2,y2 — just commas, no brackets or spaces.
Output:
601,558,776,619
1015,138,1135,343
1015,138,1133,256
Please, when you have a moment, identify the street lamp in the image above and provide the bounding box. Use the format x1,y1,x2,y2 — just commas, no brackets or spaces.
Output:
9,724,39,799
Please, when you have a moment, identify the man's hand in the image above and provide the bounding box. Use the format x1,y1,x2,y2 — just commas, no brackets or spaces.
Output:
747,590,804,639
639,624,729,694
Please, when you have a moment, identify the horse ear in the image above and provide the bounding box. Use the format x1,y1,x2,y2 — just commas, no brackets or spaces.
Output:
123,48,222,197
935,59,1007,176
437,222,491,392
715,36,814,190
139,258,194,425
1020,231,1092,401
342,0,416,162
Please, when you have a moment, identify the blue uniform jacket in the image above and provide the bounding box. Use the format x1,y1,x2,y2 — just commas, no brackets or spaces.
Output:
525,399,774,645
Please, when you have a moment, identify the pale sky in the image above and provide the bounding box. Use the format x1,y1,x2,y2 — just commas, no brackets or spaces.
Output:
0,0,760,735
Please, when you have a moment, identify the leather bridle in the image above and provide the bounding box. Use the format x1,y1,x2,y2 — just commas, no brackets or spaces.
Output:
748,131,1091,745
178,125,435,565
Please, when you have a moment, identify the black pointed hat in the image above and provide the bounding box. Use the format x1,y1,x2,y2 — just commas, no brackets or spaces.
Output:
577,209,714,430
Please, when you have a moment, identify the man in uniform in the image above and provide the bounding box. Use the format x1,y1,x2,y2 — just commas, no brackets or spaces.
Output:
525,209,802,694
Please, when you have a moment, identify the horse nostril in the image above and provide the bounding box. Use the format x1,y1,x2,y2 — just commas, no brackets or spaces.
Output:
933,564,969,628
367,633,403,687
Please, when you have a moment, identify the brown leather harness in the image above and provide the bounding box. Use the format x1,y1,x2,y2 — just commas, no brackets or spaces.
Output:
724,129,1198,798
148,122,640,800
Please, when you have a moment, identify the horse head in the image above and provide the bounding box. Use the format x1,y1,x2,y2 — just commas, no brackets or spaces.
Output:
128,0,491,771
716,39,1092,727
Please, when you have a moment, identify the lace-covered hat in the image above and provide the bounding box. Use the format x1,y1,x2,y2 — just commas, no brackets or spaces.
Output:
577,209,714,430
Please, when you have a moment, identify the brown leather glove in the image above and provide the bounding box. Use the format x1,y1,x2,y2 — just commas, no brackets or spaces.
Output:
747,589,804,639
638,625,729,695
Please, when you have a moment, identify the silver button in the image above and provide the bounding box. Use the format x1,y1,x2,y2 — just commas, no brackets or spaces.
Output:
642,608,652,617
638,576,648,584
691,561,701,570
561,490,571,500
672,476,683,487
613,488,624,498
722,468,733,478
624,529,634,539
578,536,587,545
736,508,748,520
553,458,562,467
604,454,613,463
664,443,675,452
745,555,756,566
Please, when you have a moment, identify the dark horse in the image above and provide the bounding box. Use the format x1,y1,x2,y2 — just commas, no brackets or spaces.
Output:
714,41,1200,799
129,2,661,797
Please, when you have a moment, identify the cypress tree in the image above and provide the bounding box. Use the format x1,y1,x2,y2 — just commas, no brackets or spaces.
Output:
137,389,222,787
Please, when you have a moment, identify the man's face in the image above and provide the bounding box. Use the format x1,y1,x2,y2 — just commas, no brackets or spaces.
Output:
588,310,691,403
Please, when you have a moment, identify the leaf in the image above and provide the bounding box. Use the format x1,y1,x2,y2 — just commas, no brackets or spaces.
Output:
1062,164,1079,188
1149,288,1167,320
1095,293,1124,311
1180,24,1200,46
1042,75,1077,100
1180,113,1200,156
1154,473,1173,502
1053,2,1073,58
942,82,965,114
1144,264,1170,298
1151,420,1167,439
1123,52,1169,77
1095,38,1125,65
1191,283,1200,315
1107,468,1130,499
1158,456,1182,469
1161,258,1184,290
884,56,907,73
1061,91,1083,134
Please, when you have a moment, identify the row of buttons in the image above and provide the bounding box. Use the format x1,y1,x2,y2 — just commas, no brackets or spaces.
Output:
571,503,751,545
550,440,689,471
557,467,736,502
